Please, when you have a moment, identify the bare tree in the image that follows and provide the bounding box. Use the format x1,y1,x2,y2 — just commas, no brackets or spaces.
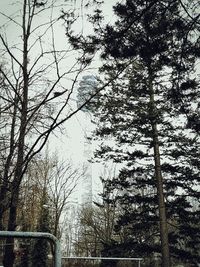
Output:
0,1,133,266
17,151,84,264
46,154,86,238
72,167,120,258
0,1,93,266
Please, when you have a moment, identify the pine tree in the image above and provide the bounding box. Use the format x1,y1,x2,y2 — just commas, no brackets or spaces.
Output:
67,0,200,266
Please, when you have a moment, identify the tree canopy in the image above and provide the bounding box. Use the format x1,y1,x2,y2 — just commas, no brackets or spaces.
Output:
66,0,200,266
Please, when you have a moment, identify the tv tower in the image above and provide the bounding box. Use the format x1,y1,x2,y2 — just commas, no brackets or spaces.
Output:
76,75,98,206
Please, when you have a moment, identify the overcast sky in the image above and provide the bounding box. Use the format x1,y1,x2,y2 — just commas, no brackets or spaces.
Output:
0,0,117,203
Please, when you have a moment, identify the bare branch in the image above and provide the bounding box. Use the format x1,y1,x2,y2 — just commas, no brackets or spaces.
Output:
0,34,23,68
0,11,22,28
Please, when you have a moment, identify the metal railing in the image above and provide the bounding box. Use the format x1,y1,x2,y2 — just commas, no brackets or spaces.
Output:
0,231,143,267
0,231,61,267
62,256,143,267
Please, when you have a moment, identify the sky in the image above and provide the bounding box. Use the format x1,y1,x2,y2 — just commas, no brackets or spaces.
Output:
0,0,117,204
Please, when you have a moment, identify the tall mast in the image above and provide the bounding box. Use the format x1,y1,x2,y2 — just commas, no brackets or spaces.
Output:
76,75,98,207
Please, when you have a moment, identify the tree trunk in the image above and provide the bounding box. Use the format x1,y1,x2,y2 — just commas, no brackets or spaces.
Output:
3,194,19,267
0,95,18,230
3,0,29,266
0,185,8,230
148,69,170,267
152,121,170,267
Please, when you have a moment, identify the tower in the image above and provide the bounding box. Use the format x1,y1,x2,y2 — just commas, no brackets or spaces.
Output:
82,136,92,206
76,75,98,206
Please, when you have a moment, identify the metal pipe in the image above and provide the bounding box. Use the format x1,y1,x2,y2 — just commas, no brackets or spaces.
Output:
0,231,61,267
62,256,143,261
62,256,143,266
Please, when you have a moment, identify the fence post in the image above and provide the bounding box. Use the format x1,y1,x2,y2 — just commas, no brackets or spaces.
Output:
0,231,61,267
